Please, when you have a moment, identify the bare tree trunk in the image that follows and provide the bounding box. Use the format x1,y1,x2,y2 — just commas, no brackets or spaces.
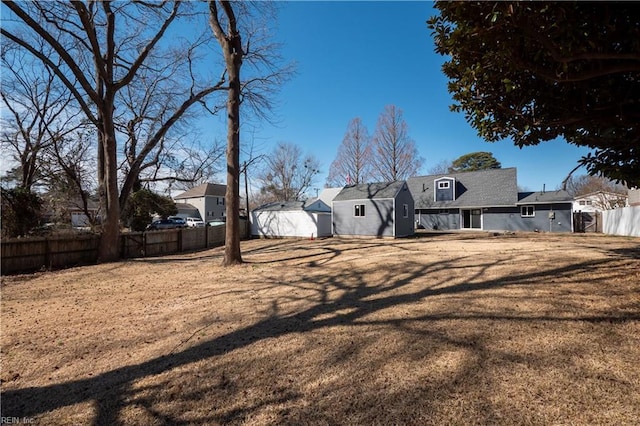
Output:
97,101,121,262
209,0,243,265
224,59,242,265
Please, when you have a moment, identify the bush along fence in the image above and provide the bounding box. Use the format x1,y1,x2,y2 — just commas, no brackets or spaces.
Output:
1,220,247,275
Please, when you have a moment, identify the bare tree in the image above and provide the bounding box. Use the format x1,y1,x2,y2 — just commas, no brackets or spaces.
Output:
1,37,98,227
370,105,423,182
428,159,453,175
208,0,244,265
258,142,320,203
327,118,372,186
115,32,228,215
0,39,84,191
155,139,226,194
208,1,292,265
2,1,227,261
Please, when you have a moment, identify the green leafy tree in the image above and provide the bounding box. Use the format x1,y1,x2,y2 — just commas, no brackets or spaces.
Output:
1,187,43,238
450,152,501,172
125,189,177,232
428,2,640,187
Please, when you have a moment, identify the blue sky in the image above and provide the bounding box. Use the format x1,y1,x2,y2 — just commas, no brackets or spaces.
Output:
243,1,591,192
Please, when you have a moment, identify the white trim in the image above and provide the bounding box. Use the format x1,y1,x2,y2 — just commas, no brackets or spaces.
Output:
433,177,456,201
521,205,535,217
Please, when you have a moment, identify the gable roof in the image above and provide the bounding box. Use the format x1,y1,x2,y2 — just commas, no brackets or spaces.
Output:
318,187,343,205
407,168,518,208
517,190,573,204
574,190,627,200
253,199,330,213
174,183,226,199
333,181,408,202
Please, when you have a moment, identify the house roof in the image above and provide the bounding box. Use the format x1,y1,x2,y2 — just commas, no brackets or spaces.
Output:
253,199,330,213
174,183,226,199
574,190,627,200
176,202,199,212
407,168,518,208
333,181,408,202
318,187,343,205
517,190,573,204
68,198,99,211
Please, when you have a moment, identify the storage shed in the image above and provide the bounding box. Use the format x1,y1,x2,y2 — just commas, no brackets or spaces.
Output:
251,199,332,238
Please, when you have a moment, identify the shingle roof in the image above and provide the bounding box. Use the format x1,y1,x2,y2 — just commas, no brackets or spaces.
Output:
253,199,330,212
517,190,573,204
407,168,518,208
253,201,306,212
174,183,226,199
318,187,343,205
333,181,408,202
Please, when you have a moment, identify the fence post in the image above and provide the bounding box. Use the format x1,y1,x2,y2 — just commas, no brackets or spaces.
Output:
44,238,51,270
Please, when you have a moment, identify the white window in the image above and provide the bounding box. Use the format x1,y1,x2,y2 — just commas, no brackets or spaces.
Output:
438,181,450,189
579,200,586,205
354,204,365,217
403,204,409,218
521,206,535,217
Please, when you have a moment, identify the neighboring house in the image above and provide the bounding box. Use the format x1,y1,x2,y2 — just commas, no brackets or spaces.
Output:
407,168,573,233
174,183,226,221
70,199,100,227
175,202,200,219
573,191,628,212
332,181,414,238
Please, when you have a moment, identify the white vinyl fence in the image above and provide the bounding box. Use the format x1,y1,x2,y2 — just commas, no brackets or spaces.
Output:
602,206,640,237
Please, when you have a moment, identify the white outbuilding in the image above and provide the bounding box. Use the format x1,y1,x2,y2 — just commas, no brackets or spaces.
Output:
250,188,342,238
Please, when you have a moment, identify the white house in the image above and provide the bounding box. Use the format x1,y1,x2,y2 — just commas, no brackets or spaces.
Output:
572,191,627,213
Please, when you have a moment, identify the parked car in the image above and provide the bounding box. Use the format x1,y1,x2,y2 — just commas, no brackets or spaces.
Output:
168,216,187,227
207,218,226,227
145,218,185,231
185,217,205,228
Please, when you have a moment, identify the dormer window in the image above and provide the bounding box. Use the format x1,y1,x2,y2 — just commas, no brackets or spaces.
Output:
434,177,455,202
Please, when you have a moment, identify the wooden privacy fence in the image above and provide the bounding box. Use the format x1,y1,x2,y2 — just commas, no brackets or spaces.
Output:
1,220,246,275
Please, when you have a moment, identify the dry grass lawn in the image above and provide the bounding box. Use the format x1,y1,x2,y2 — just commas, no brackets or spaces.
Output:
1,231,639,425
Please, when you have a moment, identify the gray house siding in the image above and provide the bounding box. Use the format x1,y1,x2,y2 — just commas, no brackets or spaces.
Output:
481,207,520,231
393,188,415,237
417,209,460,230
333,199,395,237
417,205,572,233
514,203,572,233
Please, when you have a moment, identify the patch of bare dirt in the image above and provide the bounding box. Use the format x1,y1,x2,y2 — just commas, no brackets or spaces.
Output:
2,232,639,424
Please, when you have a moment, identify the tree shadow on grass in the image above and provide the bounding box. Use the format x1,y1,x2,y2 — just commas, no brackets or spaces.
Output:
2,239,639,424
